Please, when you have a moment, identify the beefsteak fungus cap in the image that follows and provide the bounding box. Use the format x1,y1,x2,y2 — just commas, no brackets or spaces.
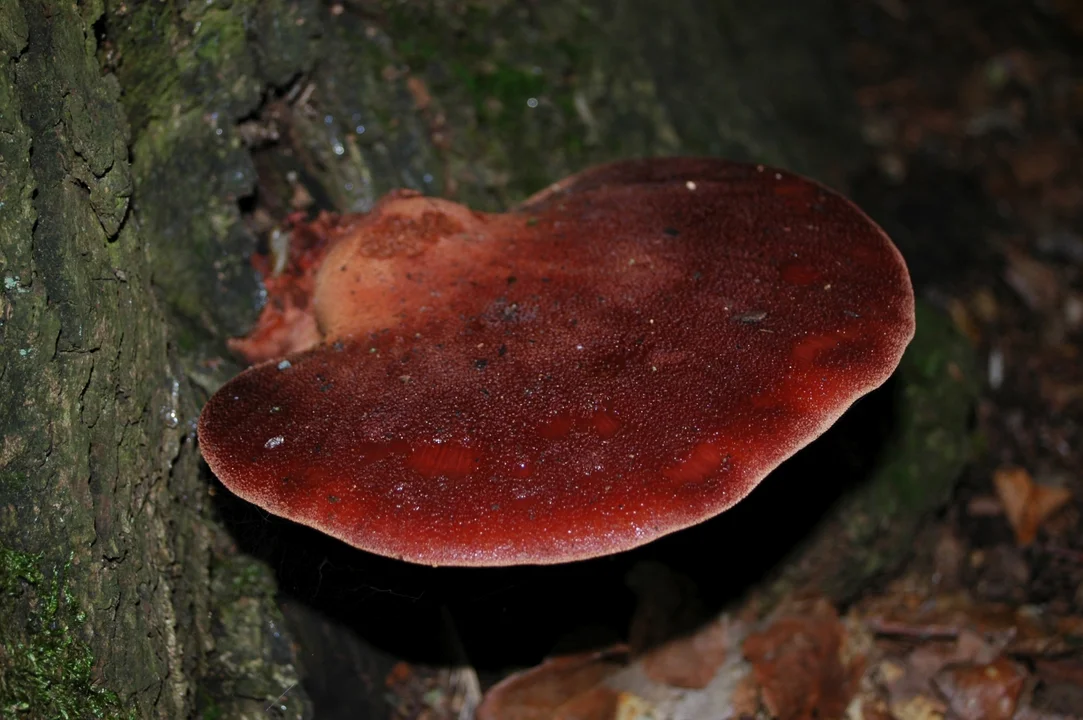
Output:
198,158,915,566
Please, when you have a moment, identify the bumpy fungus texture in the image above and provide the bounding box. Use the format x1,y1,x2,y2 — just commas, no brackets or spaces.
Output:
198,158,915,567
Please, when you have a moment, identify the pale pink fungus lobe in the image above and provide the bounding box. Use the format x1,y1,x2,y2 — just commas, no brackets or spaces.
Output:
198,157,915,567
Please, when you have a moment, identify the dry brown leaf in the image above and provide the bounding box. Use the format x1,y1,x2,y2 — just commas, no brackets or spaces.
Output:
932,656,1026,720
889,693,948,720
948,297,982,344
406,75,432,111
385,660,413,687
476,646,629,720
551,686,622,720
1003,249,1062,312
639,617,730,689
877,628,1000,714
742,599,862,720
612,693,654,719
1003,248,1061,312
1036,658,1083,687
1010,138,1066,187
992,467,1073,545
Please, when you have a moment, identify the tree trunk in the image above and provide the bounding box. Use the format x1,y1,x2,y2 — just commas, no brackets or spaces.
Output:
0,1,972,717
0,2,205,717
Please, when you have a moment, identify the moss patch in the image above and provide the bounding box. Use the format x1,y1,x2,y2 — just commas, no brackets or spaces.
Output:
0,549,131,719
379,0,594,207
103,0,321,348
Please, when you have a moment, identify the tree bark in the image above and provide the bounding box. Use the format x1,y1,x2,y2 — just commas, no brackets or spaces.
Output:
0,1,972,717
0,2,207,717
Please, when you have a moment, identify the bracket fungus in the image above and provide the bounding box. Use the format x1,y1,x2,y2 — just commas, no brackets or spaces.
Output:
198,157,915,567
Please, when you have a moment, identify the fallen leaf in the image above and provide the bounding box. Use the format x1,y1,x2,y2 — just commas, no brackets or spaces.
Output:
932,656,1025,720
639,617,730,689
878,627,1001,713
742,599,862,720
1004,249,1062,312
889,693,947,720
612,692,654,720
551,686,622,720
948,297,982,344
476,646,629,720
1036,658,1083,686
1032,658,1083,716
992,467,1073,545
386,660,413,687
407,75,432,111
1009,138,1065,187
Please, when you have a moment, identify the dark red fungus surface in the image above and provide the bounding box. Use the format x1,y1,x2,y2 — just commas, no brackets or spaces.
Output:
198,157,915,567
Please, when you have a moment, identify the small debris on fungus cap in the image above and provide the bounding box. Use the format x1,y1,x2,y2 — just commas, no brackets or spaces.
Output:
197,157,915,567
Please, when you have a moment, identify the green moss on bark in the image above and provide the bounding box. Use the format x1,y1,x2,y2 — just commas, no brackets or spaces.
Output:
105,0,322,346
0,550,130,719
381,0,594,204
264,0,855,222
367,0,856,209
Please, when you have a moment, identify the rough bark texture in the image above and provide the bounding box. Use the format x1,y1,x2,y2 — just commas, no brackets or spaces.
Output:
0,2,193,717
1,1,304,717
0,1,972,717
